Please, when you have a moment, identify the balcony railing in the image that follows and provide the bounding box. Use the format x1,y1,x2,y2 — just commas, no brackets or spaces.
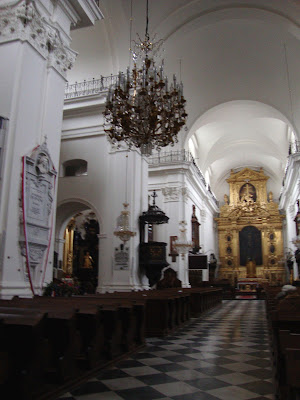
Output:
149,150,218,206
64,75,117,99
149,150,194,165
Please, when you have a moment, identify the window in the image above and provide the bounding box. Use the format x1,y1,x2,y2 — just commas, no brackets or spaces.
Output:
62,159,88,177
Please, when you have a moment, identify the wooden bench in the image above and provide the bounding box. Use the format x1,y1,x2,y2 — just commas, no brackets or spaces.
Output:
265,290,300,400
0,307,49,399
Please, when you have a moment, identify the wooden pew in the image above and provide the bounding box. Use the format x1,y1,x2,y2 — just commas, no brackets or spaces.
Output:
265,290,300,400
0,307,49,400
278,331,300,400
286,348,300,400
32,297,106,370
2,298,81,383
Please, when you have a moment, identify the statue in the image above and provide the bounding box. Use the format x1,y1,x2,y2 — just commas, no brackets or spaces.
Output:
246,258,256,278
83,251,93,269
224,194,229,205
209,253,217,282
66,252,73,275
268,191,273,202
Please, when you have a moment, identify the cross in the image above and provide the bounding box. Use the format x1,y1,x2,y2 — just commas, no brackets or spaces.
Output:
151,190,158,205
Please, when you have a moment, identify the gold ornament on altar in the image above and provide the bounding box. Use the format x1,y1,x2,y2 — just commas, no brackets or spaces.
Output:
215,168,286,286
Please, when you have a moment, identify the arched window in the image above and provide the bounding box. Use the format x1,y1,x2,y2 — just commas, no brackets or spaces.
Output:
62,159,88,177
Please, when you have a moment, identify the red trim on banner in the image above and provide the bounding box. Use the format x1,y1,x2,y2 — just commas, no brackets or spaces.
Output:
41,172,57,288
21,155,35,295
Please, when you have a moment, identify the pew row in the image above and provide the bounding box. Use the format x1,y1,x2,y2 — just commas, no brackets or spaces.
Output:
264,287,300,400
0,286,222,400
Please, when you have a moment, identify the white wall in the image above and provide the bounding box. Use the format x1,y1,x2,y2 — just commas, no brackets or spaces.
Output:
58,99,149,291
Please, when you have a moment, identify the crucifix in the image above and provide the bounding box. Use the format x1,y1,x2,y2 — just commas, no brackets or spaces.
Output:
151,190,158,205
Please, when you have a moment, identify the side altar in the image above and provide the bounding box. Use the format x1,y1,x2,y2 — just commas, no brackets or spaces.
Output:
215,168,287,286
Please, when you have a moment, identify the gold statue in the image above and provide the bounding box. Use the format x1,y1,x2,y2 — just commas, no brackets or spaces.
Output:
268,191,273,202
83,251,93,269
246,258,256,278
224,194,229,205
66,252,73,275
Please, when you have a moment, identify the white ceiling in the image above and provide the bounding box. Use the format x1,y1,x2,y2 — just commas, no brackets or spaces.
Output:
69,0,300,202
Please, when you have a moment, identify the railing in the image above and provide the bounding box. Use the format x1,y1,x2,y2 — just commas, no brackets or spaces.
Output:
149,149,194,165
64,75,118,99
149,150,218,206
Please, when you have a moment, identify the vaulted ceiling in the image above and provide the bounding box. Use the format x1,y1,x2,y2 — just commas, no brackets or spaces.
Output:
68,0,300,202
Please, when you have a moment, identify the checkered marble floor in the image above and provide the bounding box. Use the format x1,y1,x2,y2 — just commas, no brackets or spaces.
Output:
58,300,274,400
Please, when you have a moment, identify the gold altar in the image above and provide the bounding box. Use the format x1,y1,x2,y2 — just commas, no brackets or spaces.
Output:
215,168,286,286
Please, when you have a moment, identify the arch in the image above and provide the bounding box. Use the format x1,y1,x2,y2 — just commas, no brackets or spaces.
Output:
55,199,102,292
185,100,295,147
56,199,102,237
183,100,293,201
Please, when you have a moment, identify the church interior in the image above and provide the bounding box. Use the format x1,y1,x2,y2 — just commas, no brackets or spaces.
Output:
0,0,300,399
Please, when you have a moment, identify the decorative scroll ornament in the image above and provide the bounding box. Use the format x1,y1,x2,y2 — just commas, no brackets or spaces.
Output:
0,0,77,77
19,140,57,295
162,186,189,203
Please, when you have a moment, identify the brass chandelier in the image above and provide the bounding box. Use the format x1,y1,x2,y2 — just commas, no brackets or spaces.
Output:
103,0,187,156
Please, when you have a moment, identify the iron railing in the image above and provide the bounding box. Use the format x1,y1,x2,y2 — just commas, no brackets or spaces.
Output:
64,75,118,99
149,149,194,165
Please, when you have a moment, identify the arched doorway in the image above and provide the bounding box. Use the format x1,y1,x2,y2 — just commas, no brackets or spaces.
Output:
56,202,100,293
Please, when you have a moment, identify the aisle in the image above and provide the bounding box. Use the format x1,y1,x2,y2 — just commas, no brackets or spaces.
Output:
58,300,274,400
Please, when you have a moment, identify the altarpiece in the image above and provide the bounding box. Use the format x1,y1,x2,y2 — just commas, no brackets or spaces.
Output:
215,168,286,286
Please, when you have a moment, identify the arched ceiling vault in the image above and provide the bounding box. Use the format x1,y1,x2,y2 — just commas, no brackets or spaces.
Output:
69,0,300,203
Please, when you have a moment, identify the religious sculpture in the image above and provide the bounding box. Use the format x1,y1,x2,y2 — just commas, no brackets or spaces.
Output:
83,251,93,269
246,258,257,278
66,252,73,275
268,191,273,202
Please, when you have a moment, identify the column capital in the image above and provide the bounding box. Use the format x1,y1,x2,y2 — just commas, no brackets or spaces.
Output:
0,1,77,77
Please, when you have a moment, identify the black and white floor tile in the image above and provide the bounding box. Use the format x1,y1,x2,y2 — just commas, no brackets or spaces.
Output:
58,300,274,400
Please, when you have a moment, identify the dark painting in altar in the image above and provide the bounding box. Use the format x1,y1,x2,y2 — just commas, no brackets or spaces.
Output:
239,225,262,266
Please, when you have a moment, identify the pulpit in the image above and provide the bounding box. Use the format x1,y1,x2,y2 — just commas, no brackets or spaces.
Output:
139,190,170,287
139,242,169,287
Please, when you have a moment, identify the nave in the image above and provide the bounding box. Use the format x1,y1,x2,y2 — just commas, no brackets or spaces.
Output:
58,300,274,400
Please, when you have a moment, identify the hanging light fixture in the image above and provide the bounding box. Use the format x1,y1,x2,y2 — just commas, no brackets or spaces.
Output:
174,221,194,260
103,0,187,156
114,154,136,243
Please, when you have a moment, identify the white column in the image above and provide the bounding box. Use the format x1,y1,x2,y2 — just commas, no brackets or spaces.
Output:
97,149,149,292
0,1,78,298
160,185,191,287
